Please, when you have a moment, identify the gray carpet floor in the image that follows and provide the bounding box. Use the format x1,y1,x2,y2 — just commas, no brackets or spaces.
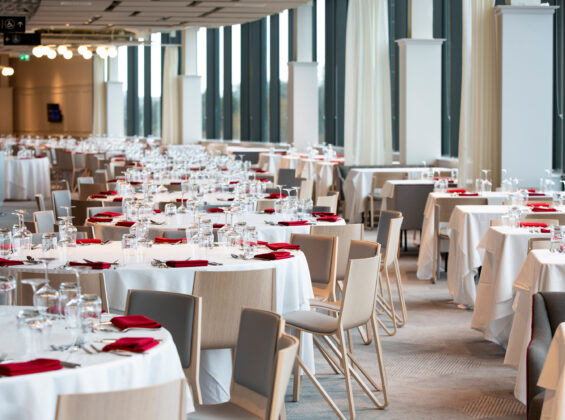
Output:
286,235,525,419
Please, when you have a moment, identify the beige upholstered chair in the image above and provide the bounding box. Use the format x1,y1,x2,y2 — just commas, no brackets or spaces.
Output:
367,172,407,229
54,149,82,191
285,254,388,419
17,271,108,312
290,233,338,302
315,195,339,214
525,213,565,225
528,238,551,252
93,169,108,184
255,199,275,212
192,308,298,420
78,183,108,200
299,179,314,201
433,197,488,282
55,379,186,420
125,290,202,404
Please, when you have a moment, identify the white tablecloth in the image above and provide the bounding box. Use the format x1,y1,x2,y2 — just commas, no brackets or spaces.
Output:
10,242,316,405
88,192,234,208
472,226,550,346
258,152,282,173
296,159,340,198
416,193,509,281
505,250,565,404
0,306,190,420
343,167,450,223
4,157,50,200
539,322,565,420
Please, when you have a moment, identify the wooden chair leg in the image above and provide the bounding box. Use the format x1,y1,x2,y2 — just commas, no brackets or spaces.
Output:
338,328,356,419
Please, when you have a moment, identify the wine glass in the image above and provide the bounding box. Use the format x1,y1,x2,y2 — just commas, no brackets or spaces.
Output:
33,258,59,318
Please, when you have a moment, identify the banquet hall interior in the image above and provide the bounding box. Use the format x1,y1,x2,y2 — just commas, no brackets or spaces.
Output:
0,0,564,419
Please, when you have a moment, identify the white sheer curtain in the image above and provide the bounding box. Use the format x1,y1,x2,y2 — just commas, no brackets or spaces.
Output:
344,0,392,165
458,0,501,188
92,56,106,135
161,46,180,145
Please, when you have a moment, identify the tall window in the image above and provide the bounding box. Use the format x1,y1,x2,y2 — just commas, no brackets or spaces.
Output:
280,9,289,143
137,43,145,136
317,0,325,143
117,46,128,135
150,33,162,137
232,25,241,139
197,28,207,137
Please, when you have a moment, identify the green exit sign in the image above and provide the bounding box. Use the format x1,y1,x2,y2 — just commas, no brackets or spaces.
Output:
19,54,29,61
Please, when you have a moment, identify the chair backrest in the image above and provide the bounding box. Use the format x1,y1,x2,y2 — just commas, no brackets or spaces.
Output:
311,205,331,213
290,233,337,301
490,219,503,227
72,199,103,226
528,238,551,252
77,177,94,185
256,199,274,212
55,379,186,420
33,210,55,233
525,213,565,225
383,216,403,267
372,172,407,191
310,224,363,280
34,194,45,211
339,255,381,331
376,210,402,253
299,179,314,201
161,230,186,239
85,154,100,173
54,148,73,171
269,334,300,420
277,168,296,186
87,206,122,218
93,169,108,184
231,308,284,419
193,268,276,349
434,196,488,224
125,290,201,371
18,271,108,311
315,195,338,214
166,183,182,192
391,183,435,230
79,183,108,200
52,190,72,219
348,239,380,260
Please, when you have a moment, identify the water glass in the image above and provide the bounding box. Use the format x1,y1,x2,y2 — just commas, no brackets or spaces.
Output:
58,282,79,315
33,283,60,317
164,203,177,216
41,233,58,255
0,276,16,305
0,228,11,257
79,294,102,333
17,309,50,356
551,226,564,253
121,233,137,260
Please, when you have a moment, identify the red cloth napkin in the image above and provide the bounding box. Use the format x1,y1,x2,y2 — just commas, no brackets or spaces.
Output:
176,198,188,203
213,224,225,229
312,211,335,217
76,239,102,245
88,217,113,223
541,228,552,233
129,181,142,185
165,260,209,268
459,193,479,197
527,203,550,207
528,189,537,193
227,198,235,201
170,182,181,185
110,315,162,330
317,216,341,223
89,194,107,199
207,208,224,213
96,211,122,218
266,243,300,251
190,167,203,171
257,178,270,182
447,189,466,193
0,258,23,266
278,220,309,226
116,221,136,227
229,181,239,185
69,261,111,269
519,222,548,228
531,207,557,212
0,358,62,376
254,251,293,260
253,168,267,173
264,208,275,214
266,193,286,199
108,179,119,183
154,236,185,244
113,197,123,202
153,209,161,213
100,190,118,196
529,193,546,197
103,337,159,353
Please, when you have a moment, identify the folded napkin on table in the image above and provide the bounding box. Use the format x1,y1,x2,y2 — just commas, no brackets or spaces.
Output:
96,211,122,218
447,189,466,193
103,337,159,353
207,208,224,213
227,198,235,201
257,178,270,183
89,194,108,199
278,220,309,226
519,222,548,228
129,181,142,185
312,211,335,217
176,198,188,203
317,216,341,223
110,315,162,330
529,193,546,197
528,189,536,193
264,208,275,214
266,193,286,199
541,228,552,233
253,168,267,173
99,190,118,196
265,243,300,251
108,179,119,183
69,261,111,270
115,221,136,227
76,239,102,245
165,260,208,268
170,182,181,185
527,202,550,207
213,224,225,229
154,236,185,244
254,251,293,260
88,217,113,223
229,181,239,185
531,207,557,212
113,197,123,202
153,209,161,213
0,258,23,266
458,193,479,197
0,358,62,376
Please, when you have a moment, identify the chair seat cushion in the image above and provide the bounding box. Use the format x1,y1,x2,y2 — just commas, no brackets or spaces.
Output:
285,310,338,334
192,402,259,419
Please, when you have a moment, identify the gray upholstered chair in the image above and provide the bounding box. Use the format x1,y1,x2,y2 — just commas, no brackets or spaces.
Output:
125,289,202,405
34,194,45,211
376,210,402,256
33,210,56,233
161,230,186,240
93,169,108,184
52,190,72,219
78,182,108,200
527,292,565,420
277,168,297,187
192,308,298,420
86,206,123,218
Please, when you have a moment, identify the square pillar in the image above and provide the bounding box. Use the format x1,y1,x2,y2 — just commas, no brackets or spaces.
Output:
179,75,202,143
287,62,318,150
105,81,124,137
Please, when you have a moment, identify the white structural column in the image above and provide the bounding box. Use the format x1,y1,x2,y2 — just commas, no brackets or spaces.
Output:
288,1,318,150
396,0,443,165
179,27,202,144
105,56,124,137
0,54,13,135
92,56,106,135
495,6,557,187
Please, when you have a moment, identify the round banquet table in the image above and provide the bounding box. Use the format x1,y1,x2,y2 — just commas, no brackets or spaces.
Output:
7,242,316,404
86,212,346,243
257,152,282,173
88,191,235,208
0,306,191,420
4,156,50,200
